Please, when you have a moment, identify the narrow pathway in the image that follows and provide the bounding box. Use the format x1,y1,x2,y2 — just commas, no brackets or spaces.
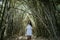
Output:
18,36,48,40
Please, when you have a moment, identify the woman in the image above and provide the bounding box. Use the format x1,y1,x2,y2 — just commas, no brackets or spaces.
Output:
25,22,32,40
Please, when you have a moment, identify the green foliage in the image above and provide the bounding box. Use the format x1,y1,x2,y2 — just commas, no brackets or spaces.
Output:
0,0,60,40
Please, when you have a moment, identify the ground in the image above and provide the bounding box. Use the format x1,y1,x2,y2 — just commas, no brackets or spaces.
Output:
17,36,48,40
4,35,60,40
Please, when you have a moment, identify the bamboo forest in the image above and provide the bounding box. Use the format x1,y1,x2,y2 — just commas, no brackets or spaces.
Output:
0,0,60,40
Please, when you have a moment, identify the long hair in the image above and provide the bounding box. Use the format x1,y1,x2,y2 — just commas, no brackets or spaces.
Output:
28,21,32,26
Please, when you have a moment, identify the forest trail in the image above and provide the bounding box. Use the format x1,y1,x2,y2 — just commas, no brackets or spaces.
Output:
18,36,48,40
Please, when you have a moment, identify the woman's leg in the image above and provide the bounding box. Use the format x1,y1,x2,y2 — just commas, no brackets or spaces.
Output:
27,36,31,40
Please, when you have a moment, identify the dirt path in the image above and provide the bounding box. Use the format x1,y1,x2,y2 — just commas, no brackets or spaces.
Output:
18,36,48,40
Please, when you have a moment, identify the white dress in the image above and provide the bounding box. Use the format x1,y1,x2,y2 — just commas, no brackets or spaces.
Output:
26,24,32,36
